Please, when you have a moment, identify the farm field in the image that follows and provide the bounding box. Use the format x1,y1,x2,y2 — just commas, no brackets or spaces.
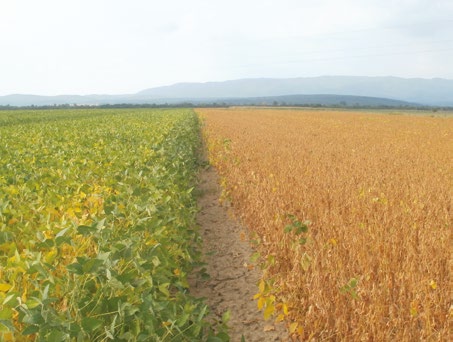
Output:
198,107,453,341
0,109,221,341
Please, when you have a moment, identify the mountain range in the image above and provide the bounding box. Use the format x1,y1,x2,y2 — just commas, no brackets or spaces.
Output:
1,76,452,107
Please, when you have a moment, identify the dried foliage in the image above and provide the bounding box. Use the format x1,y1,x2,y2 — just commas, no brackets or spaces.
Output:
198,108,452,341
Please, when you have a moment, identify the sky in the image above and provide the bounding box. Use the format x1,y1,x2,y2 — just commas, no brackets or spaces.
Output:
1,0,453,95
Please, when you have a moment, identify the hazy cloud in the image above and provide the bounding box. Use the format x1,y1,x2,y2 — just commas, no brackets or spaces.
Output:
0,0,452,95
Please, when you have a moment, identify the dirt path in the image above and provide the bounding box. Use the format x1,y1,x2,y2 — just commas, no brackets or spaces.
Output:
190,164,287,341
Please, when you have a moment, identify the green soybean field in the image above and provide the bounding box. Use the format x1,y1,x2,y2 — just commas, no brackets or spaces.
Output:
0,109,223,341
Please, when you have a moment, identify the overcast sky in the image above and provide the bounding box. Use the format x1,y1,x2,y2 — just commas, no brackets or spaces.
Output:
1,0,453,95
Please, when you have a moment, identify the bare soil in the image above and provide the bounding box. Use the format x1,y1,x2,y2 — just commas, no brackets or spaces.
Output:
190,164,287,341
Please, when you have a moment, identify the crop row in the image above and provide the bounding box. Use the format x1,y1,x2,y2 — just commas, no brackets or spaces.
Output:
0,109,217,341
198,108,452,341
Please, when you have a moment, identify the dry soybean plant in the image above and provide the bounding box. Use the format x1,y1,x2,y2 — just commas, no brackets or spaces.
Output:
197,107,452,341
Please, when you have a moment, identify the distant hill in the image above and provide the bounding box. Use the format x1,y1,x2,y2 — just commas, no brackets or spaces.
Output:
0,94,130,107
138,76,453,106
211,94,416,107
0,76,452,107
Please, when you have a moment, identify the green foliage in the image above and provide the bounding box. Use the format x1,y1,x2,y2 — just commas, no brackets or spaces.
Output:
340,278,360,300
283,215,309,245
0,108,222,340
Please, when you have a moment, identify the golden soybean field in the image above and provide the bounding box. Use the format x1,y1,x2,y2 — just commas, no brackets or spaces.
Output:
198,108,452,341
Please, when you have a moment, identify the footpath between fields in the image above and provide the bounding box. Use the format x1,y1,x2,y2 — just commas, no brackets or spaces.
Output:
190,163,287,341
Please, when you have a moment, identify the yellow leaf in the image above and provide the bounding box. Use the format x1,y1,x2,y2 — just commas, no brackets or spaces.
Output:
0,331,14,342
297,326,304,335
22,285,27,301
276,314,285,322
263,303,275,320
257,297,265,310
0,283,12,292
43,230,54,239
7,186,19,195
410,300,419,317
0,242,13,253
145,238,158,246
283,303,289,315
45,249,58,264
429,280,437,290
267,295,276,304
258,279,265,293
289,322,298,334
46,207,59,216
